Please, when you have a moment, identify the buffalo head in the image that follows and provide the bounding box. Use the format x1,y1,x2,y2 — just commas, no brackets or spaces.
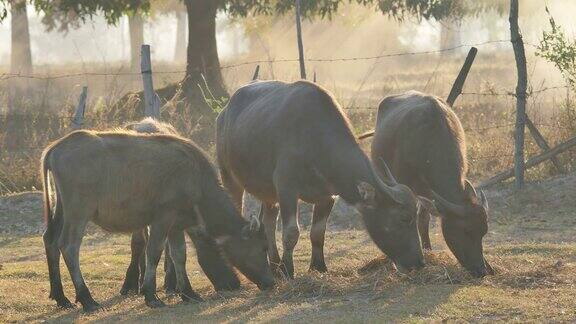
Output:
216,212,275,290
432,180,493,277
356,159,425,272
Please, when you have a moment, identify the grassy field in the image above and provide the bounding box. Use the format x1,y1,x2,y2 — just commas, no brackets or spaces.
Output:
1,51,576,323
2,51,576,195
1,176,576,323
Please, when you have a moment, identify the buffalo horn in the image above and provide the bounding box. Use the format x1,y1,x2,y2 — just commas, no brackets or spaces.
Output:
431,190,468,217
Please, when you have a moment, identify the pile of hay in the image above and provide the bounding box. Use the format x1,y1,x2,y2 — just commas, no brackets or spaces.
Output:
358,250,476,285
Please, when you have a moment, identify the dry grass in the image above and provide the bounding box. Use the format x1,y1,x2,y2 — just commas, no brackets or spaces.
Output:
0,176,575,322
2,52,576,194
0,223,575,323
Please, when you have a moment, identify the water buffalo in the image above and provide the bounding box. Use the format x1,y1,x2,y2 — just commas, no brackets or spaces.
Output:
216,80,425,278
121,118,240,295
371,90,493,277
41,130,274,312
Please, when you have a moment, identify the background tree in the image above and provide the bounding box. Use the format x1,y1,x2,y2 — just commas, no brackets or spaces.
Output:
151,0,187,62
23,0,458,94
0,0,460,144
41,4,146,72
536,7,576,89
9,0,32,75
128,12,145,71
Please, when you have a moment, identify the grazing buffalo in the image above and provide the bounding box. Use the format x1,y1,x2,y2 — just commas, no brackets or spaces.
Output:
41,130,274,312
216,80,425,278
371,90,494,277
121,118,240,295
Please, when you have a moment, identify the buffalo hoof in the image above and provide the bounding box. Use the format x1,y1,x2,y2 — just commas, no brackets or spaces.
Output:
180,292,204,303
82,301,102,313
164,286,177,295
145,295,166,308
213,280,241,292
309,261,328,273
56,297,75,309
120,282,140,296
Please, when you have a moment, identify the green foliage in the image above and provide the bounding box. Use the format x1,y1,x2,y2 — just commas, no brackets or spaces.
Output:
0,0,150,24
0,0,461,33
376,0,456,21
225,0,457,21
33,0,150,25
198,74,228,114
0,5,6,20
536,7,576,89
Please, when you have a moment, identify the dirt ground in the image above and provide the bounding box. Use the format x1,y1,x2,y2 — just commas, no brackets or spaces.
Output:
0,174,575,323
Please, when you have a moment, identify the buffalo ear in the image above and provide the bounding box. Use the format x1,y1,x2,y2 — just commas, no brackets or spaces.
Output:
357,182,377,208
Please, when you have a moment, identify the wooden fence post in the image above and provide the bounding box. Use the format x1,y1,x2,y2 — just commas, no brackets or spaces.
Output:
141,44,160,118
357,47,477,140
510,0,528,190
71,86,87,130
447,47,477,106
295,0,306,80
525,115,565,173
478,135,576,189
252,65,260,81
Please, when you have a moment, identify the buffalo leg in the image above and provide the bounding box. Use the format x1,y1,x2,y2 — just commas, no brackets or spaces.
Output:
121,229,147,295
59,211,100,312
394,165,433,251
138,228,149,290
187,230,240,291
163,241,177,294
309,197,335,272
261,203,282,276
141,222,170,308
274,163,300,279
43,195,74,308
168,230,203,303
418,209,432,250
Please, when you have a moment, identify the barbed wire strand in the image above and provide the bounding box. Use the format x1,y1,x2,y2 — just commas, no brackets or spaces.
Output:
0,40,512,81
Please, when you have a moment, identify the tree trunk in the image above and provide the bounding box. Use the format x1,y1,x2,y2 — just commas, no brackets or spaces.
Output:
10,2,32,75
174,10,187,62
510,0,527,190
440,18,461,51
129,14,144,72
183,0,227,101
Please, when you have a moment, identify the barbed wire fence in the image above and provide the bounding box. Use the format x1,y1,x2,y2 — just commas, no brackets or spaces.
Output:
1,38,575,194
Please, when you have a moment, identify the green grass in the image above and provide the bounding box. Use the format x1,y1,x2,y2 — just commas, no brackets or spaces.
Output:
1,225,575,323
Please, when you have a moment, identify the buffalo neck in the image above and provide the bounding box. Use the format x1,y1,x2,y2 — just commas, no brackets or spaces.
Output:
425,156,468,205
315,137,376,205
197,177,246,238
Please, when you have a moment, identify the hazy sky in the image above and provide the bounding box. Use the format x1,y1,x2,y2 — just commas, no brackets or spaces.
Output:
0,9,247,65
0,1,575,67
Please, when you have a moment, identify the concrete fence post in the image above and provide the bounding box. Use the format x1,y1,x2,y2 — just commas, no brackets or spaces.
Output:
71,86,87,130
141,44,160,118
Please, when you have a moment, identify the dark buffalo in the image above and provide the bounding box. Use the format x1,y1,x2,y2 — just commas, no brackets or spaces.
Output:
216,80,425,278
120,118,240,295
41,130,274,312
371,90,493,277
